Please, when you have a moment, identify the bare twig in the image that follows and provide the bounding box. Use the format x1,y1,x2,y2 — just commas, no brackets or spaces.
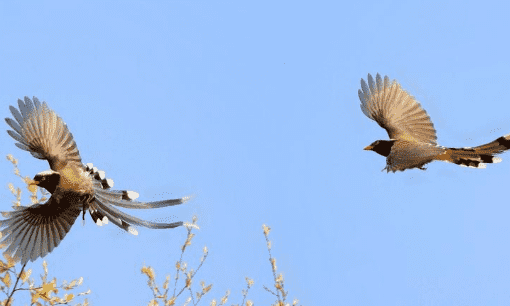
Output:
262,224,284,303
6,261,27,305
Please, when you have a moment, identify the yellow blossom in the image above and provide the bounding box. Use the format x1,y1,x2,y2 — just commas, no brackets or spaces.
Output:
245,277,254,287
162,275,170,290
202,284,212,294
1,273,11,287
220,290,230,305
64,293,74,302
148,299,159,306
262,224,271,236
20,269,32,283
271,258,277,271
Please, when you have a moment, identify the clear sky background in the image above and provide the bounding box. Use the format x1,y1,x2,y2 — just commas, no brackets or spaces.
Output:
0,1,510,305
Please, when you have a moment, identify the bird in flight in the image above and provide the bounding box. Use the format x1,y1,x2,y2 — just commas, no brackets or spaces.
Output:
359,73,510,172
3,97,189,264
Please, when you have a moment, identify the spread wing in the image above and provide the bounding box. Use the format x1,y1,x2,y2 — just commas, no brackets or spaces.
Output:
5,97,81,171
0,196,82,264
358,73,437,145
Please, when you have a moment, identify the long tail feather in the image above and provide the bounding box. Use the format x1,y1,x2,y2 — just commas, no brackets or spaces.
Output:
86,164,187,233
94,198,182,230
436,134,510,168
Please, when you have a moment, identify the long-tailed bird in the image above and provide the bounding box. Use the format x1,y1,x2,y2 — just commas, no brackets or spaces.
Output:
3,97,189,263
359,73,510,172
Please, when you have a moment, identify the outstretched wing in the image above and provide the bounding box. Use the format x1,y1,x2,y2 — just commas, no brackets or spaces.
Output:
358,73,437,145
0,196,82,264
5,97,81,171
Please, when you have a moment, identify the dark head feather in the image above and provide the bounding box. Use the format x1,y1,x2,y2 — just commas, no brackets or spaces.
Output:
364,140,396,157
33,170,60,194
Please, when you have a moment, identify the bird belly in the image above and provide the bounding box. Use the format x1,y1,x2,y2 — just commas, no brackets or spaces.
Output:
386,141,445,172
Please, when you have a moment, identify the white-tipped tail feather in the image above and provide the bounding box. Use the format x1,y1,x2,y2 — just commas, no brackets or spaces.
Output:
88,165,188,234
128,227,139,236
124,191,139,201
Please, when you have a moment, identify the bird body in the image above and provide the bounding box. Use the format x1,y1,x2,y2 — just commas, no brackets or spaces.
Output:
359,73,510,172
3,97,189,263
57,164,94,195
371,140,446,172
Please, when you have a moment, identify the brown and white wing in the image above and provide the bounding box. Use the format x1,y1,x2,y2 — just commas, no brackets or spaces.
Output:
0,196,82,264
5,97,81,171
358,73,438,145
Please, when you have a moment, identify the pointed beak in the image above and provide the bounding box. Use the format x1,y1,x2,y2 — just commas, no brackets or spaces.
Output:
29,180,39,186
364,145,373,151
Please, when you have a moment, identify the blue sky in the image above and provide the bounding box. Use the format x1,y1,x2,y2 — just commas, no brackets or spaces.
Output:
1,1,510,305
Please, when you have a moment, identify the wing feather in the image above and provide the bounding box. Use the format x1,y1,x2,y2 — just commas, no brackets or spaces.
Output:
33,97,42,110
0,195,81,264
39,223,49,258
359,74,437,144
47,223,57,253
5,97,82,171
5,118,22,136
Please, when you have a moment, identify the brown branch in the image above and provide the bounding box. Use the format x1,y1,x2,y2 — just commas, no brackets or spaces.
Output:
6,261,27,305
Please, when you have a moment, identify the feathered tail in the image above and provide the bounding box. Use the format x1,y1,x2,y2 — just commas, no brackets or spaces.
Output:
85,163,189,235
436,134,510,168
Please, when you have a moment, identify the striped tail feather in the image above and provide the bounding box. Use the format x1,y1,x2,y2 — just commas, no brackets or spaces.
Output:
437,134,510,168
93,197,182,230
466,134,510,154
86,163,189,234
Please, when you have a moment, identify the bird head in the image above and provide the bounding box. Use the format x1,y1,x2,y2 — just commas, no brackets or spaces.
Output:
364,140,396,157
31,170,61,194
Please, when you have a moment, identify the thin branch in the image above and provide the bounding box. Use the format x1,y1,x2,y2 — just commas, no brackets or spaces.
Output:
172,228,190,297
188,287,196,306
6,261,27,305
174,252,208,299
240,283,252,306
264,231,282,302
263,285,277,296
